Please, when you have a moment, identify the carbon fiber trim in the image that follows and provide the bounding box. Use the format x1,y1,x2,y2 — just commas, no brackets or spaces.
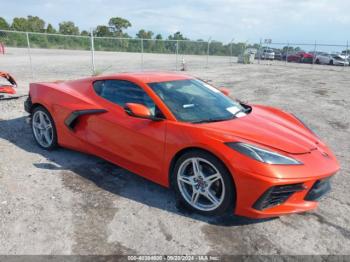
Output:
64,109,107,130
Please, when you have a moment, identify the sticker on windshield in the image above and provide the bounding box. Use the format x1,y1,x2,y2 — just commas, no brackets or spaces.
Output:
226,106,247,118
183,104,195,108
235,112,246,117
226,106,240,114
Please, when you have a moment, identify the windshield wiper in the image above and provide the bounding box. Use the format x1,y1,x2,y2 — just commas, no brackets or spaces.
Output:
191,116,235,124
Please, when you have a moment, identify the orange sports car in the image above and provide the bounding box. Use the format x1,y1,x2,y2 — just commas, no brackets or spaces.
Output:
24,72,339,218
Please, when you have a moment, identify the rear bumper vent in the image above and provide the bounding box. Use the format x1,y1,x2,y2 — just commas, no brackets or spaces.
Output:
253,183,305,210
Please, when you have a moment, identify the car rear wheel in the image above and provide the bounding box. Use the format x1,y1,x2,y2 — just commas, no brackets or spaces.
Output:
315,59,320,64
172,150,235,216
329,60,334,65
31,106,58,150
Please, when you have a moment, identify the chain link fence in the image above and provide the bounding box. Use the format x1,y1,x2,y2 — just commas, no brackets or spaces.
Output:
1,29,350,83
0,30,223,81
255,40,350,72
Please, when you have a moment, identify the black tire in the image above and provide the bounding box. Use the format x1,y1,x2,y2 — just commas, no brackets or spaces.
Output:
329,60,334,65
315,59,320,64
172,150,235,216
31,106,58,150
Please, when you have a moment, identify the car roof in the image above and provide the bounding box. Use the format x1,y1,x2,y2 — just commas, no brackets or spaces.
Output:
96,71,194,83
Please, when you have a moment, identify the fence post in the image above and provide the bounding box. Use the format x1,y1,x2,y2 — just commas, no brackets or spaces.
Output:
176,40,179,71
230,38,234,65
285,41,289,65
26,32,34,79
141,38,144,71
346,41,349,68
90,28,95,75
258,38,262,64
312,40,316,67
206,37,211,69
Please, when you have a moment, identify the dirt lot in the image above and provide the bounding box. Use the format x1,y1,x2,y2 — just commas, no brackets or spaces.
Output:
0,48,349,255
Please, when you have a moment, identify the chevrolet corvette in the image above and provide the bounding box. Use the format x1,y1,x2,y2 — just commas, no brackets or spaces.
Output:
24,72,339,218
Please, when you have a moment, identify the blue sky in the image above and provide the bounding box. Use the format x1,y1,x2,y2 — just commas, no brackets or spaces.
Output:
2,0,350,45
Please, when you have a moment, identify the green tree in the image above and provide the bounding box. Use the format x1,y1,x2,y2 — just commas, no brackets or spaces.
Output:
0,17,9,30
46,23,56,33
210,41,226,55
80,30,89,36
11,16,46,32
153,34,165,53
155,34,163,40
59,21,79,35
27,15,45,32
108,17,131,36
168,31,187,41
94,25,112,37
11,17,28,31
136,29,153,39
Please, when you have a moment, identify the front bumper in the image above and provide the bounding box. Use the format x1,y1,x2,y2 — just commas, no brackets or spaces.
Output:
233,171,335,219
334,60,349,66
220,144,339,219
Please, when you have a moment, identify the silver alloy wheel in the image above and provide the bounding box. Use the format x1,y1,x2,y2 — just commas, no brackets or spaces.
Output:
32,110,53,148
177,157,225,211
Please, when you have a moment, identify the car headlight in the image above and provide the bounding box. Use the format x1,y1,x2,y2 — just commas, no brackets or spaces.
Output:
226,142,302,165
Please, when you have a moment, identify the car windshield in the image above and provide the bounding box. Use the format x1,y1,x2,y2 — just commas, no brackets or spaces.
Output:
148,79,248,123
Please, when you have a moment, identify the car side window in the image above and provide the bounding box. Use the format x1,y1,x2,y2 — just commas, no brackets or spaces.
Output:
93,80,163,118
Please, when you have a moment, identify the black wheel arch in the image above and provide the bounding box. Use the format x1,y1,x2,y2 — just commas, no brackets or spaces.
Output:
30,103,45,114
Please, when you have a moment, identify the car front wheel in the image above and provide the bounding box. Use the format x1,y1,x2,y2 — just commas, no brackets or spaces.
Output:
31,106,58,150
172,150,235,216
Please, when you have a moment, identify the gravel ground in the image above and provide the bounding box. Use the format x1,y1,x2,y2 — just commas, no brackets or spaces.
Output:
0,48,349,255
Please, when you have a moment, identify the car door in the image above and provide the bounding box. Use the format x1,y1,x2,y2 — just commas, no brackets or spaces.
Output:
320,54,328,64
83,79,167,182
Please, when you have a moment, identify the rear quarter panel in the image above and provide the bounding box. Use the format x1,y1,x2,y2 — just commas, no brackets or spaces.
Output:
29,81,101,153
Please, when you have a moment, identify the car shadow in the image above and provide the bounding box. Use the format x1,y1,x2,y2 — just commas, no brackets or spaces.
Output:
0,116,276,226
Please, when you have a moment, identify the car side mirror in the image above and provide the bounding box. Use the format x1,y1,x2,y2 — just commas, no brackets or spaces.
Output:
219,88,231,96
124,103,162,121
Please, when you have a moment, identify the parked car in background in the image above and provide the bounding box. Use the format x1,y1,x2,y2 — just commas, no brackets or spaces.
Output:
312,52,331,64
329,54,349,66
313,52,348,65
287,51,314,63
273,50,283,60
340,51,350,63
256,48,275,60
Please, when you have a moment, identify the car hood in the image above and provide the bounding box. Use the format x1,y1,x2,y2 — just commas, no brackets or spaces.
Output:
200,105,319,154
